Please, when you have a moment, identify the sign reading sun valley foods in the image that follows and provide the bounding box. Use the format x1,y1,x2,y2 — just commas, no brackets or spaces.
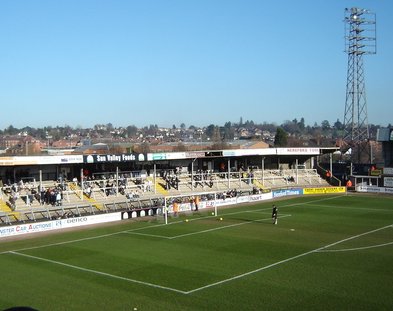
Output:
84,154,145,163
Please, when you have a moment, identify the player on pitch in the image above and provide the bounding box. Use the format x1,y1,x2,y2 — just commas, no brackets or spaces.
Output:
272,204,278,225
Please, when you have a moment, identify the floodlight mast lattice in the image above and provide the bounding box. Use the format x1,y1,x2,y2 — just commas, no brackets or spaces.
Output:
343,7,376,164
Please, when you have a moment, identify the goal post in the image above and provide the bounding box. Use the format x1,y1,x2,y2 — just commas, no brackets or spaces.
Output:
160,188,270,225
163,191,219,224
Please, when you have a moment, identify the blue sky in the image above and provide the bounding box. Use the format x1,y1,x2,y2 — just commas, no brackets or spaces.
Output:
0,0,392,129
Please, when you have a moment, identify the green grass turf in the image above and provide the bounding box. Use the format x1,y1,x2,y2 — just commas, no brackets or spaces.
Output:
0,194,392,310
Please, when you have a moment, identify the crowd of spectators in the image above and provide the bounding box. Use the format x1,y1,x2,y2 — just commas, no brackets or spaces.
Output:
2,179,64,210
1,166,285,211
81,173,153,200
161,169,180,190
192,169,214,188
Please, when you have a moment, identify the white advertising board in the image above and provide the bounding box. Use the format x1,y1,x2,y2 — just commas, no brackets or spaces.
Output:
383,167,393,175
276,148,320,155
356,185,393,194
0,213,121,238
384,177,393,187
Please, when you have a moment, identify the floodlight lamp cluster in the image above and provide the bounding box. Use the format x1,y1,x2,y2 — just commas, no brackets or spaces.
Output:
344,7,376,55
344,7,373,23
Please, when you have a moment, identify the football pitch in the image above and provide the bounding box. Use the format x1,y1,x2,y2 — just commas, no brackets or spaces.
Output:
0,194,392,311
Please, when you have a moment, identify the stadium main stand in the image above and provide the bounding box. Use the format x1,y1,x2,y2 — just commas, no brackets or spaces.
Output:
0,146,340,225
0,167,330,225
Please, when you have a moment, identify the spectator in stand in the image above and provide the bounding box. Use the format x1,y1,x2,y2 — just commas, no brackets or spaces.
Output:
85,185,92,198
173,200,179,217
209,176,214,188
194,196,199,211
105,181,111,196
326,170,332,182
56,191,62,206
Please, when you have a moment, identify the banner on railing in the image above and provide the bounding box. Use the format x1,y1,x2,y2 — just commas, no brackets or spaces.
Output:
303,187,346,195
273,189,302,198
166,192,273,213
0,213,121,238
384,177,393,187
383,167,393,175
356,185,393,194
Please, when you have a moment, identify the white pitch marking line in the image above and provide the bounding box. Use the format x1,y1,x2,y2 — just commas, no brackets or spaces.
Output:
0,220,185,255
316,224,393,252
303,203,393,213
168,215,292,240
123,215,292,240
8,251,187,294
282,195,346,207
123,232,171,239
4,196,372,294
184,223,393,294
185,248,320,294
0,195,343,255
318,241,393,252
0,231,129,254
0,208,272,255
7,224,391,295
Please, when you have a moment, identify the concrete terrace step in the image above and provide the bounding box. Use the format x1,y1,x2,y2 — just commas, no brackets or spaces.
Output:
0,198,12,213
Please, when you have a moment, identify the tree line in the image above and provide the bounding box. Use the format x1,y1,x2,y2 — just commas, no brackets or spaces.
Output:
0,117,389,145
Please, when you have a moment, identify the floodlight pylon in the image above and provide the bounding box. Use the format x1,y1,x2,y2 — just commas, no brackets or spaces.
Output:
343,7,376,163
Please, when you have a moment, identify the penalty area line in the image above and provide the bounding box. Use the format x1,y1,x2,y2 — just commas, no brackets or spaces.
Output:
122,231,172,239
168,215,292,240
8,251,187,294
317,241,393,252
185,223,393,295
123,215,292,240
